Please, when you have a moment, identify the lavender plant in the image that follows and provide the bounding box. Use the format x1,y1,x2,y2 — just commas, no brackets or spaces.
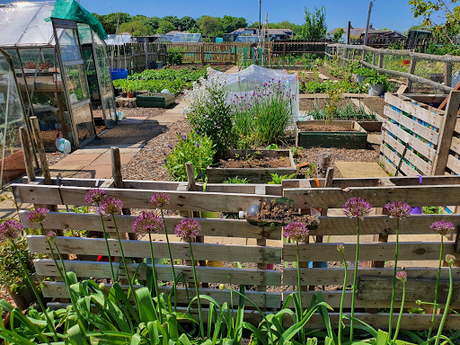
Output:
428,220,455,340
383,200,411,339
343,197,372,342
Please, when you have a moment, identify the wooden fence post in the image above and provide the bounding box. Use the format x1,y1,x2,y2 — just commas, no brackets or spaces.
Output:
19,127,35,181
407,58,417,91
433,91,460,175
445,61,453,87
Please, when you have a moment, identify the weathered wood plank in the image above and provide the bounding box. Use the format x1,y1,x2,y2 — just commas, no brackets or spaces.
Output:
284,185,460,208
446,154,460,175
380,144,420,177
283,267,460,286
28,236,282,263
283,241,453,262
19,211,281,240
34,259,282,286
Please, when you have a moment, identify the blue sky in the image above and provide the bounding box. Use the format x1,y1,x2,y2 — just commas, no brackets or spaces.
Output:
1,0,422,32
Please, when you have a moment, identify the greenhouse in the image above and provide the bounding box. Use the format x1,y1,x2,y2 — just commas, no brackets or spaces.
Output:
171,33,203,43
0,0,116,150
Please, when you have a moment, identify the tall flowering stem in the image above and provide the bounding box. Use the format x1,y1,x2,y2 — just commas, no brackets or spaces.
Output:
175,219,205,341
337,244,347,345
343,197,372,342
434,254,456,345
150,193,178,311
393,271,407,342
133,210,163,323
428,220,455,340
284,222,309,344
1,219,58,341
85,189,116,283
383,200,411,339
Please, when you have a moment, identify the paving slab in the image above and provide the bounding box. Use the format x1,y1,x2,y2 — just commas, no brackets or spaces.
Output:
335,161,388,178
72,164,113,179
51,153,101,167
49,164,84,178
91,151,137,165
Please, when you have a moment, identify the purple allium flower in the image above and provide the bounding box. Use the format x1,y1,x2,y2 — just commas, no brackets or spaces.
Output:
343,197,372,219
0,220,23,241
396,271,407,283
132,211,162,234
97,198,123,216
195,143,201,147
181,134,187,141
195,130,199,134
27,208,49,223
150,193,170,208
168,144,173,149
383,201,411,220
46,231,57,243
430,220,455,237
337,244,345,253
175,218,201,242
85,189,107,204
446,254,456,266
283,222,309,242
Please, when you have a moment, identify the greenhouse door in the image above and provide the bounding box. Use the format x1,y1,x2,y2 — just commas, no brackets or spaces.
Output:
52,19,96,148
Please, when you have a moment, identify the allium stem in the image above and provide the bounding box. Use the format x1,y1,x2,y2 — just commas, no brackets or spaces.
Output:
189,241,205,341
350,218,360,343
148,230,162,324
434,262,453,345
389,218,400,339
99,214,116,283
338,252,348,345
11,240,58,342
296,241,305,344
161,209,178,312
428,236,443,340
393,281,406,342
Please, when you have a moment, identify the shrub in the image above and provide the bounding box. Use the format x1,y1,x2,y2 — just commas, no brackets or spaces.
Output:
165,47,183,65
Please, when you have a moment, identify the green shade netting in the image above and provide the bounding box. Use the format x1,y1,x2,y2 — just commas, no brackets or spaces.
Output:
46,0,107,40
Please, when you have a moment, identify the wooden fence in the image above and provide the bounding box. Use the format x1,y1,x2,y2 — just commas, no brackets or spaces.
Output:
11,173,460,330
348,37,431,51
326,43,460,93
165,43,248,65
107,42,166,75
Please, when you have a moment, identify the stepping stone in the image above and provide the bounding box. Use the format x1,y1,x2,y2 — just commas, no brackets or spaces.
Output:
335,161,388,178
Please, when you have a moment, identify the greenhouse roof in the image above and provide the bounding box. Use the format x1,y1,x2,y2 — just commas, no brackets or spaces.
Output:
171,33,203,43
236,36,260,43
106,33,132,45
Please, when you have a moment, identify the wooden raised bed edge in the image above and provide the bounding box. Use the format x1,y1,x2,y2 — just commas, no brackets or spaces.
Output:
207,149,296,184
136,93,175,108
295,120,368,149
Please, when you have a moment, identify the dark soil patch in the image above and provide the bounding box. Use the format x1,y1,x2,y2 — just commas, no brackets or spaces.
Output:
297,124,355,132
362,96,385,115
218,156,291,169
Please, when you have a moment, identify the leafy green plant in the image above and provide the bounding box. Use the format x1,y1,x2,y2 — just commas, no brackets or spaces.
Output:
165,131,215,182
224,176,250,184
365,74,390,91
165,47,183,65
268,172,296,184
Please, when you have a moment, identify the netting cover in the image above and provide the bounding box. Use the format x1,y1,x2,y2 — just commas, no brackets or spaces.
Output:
171,33,203,43
209,65,300,120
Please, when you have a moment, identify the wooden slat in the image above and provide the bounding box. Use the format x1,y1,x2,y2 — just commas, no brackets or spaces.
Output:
380,144,420,176
34,260,282,286
450,136,460,155
283,241,453,262
283,267,460,286
43,282,281,308
446,154,460,175
19,211,281,240
284,184,460,208
382,120,436,160
28,236,282,264
11,185,277,213
384,106,439,142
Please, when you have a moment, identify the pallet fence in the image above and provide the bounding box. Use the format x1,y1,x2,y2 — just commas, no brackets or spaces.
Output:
107,42,166,74
11,173,460,330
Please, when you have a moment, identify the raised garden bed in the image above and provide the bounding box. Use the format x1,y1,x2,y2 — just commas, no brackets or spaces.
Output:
295,120,367,149
136,93,175,108
207,149,296,184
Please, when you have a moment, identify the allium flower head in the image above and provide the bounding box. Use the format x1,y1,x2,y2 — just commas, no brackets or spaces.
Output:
85,189,107,204
383,201,411,220
0,220,23,241
343,197,372,219
446,254,456,266
175,218,201,242
396,271,407,283
27,208,49,223
283,222,309,242
337,244,345,253
97,198,123,216
46,231,57,243
430,220,455,237
150,193,170,208
132,211,162,234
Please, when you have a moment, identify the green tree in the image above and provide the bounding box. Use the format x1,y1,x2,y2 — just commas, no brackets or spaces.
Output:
119,21,148,36
199,16,222,35
221,16,247,33
179,16,196,31
333,28,344,42
300,6,327,41
157,20,176,34
99,12,131,34
162,16,180,28
143,16,161,34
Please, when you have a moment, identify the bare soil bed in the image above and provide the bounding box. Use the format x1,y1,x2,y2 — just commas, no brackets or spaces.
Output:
217,156,291,169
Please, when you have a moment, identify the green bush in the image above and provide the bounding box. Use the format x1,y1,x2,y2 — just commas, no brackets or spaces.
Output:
165,47,183,65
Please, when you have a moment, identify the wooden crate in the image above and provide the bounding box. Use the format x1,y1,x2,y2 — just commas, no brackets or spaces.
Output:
295,120,368,149
207,149,296,184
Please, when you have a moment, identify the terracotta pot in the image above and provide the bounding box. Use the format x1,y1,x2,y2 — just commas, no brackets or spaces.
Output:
127,92,134,98
1,150,26,185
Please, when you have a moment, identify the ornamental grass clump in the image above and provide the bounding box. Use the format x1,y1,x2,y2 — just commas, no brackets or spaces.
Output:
428,220,455,340
383,200,411,339
343,197,372,342
175,218,204,341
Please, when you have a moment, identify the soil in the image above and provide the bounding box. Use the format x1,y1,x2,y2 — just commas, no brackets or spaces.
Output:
218,156,291,169
297,123,355,132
